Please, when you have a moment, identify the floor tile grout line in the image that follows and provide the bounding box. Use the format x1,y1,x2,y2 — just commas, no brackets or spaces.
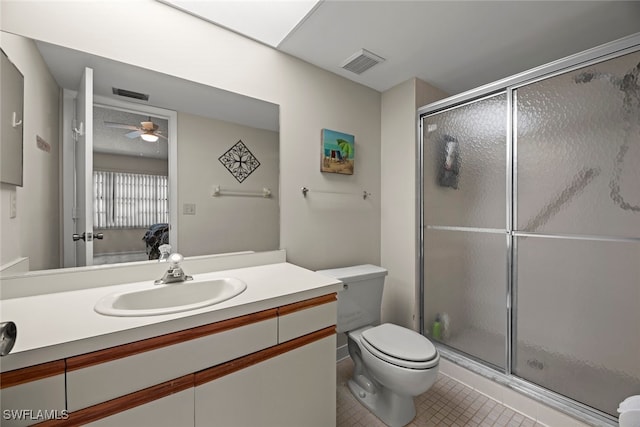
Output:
336,358,539,427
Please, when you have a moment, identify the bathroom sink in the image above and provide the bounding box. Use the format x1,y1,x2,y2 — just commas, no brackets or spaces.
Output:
94,277,247,317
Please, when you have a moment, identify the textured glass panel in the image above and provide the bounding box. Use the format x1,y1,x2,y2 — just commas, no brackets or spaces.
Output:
514,237,640,416
516,50,640,237
423,93,507,229
424,229,506,369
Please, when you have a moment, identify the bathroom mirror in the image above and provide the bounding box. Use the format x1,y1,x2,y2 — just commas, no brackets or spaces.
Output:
0,32,280,274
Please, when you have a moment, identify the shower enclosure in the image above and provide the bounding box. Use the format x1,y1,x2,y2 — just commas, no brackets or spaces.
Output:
418,33,640,424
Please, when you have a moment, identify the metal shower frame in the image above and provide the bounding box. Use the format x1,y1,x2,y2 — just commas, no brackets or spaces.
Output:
416,32,640,426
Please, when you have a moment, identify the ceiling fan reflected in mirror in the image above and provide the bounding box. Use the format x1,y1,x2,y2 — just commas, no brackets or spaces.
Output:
104,119,166,142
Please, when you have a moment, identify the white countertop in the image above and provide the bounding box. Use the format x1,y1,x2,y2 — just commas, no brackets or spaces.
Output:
0,262,342,371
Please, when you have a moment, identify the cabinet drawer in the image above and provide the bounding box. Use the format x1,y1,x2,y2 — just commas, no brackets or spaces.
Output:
0,361,66,427
67,313,277,411
278,294,336,343
195,333,336,427
86,387,193,427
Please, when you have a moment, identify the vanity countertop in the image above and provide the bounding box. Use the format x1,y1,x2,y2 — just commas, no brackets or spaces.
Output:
0,262,342,371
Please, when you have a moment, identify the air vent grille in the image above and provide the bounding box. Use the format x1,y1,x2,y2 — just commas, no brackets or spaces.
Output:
341,49,385,75
112,87,149,101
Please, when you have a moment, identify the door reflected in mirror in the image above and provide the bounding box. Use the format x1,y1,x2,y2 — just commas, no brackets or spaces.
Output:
0,32,280,275
93,106,170,265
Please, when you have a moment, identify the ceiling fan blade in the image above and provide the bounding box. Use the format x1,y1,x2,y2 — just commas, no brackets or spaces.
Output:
125,130,143,138
156,133,168,140
104,121,139,131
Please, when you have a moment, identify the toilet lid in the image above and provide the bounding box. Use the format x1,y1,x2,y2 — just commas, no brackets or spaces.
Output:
361,323,437,363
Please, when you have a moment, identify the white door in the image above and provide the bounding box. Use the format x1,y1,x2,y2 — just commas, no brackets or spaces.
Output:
73,67,94,266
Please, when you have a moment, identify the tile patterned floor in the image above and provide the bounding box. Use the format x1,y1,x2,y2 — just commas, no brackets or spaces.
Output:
337,358,543,427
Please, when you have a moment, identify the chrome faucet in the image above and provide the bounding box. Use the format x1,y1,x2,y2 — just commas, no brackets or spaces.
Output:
155,253,193,285
158,244,172,262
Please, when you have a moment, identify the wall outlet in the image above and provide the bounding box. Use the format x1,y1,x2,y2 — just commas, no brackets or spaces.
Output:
9,190,17,218
183,203,196,215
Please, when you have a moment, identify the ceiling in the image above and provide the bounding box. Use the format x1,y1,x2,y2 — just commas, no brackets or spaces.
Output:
34,39,279,159
30,1,640,134
94,107,169,160
35,41,279,132
163,0,640,96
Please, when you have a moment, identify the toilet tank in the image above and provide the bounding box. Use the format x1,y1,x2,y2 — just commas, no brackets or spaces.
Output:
316,265,388,333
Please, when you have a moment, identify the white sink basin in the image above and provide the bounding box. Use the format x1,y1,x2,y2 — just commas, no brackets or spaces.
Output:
94,277,247,317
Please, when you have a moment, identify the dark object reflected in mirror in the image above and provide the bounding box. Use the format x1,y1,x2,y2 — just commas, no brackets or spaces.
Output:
143,223,170,260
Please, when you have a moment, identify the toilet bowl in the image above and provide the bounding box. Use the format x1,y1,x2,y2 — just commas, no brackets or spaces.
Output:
317,265,440,427
347,324,439,427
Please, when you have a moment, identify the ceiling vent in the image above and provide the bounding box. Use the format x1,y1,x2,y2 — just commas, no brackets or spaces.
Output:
112,87,149,101
341,49,385,75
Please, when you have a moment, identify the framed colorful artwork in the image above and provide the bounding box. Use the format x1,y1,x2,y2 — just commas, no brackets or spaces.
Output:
321,128,354,175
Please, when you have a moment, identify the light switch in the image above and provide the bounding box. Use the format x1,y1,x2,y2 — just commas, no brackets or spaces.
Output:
183,203,196,215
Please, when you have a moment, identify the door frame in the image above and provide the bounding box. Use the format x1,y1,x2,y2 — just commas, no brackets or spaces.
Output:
61,94,178,267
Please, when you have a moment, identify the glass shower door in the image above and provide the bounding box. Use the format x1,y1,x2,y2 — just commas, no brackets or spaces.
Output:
513,50,640,416
422,93,508,369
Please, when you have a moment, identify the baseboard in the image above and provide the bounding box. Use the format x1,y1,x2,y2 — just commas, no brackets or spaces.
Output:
336,344,349,362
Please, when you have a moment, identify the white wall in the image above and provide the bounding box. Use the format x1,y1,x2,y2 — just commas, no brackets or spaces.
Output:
0,32,60,271
177,112,279,256
1,0,382,271
380,78,447,330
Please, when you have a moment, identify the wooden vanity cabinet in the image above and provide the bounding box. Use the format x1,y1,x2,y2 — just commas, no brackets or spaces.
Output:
0,292,337,427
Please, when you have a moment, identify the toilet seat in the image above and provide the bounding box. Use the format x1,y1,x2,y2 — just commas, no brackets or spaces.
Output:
361,323,439,370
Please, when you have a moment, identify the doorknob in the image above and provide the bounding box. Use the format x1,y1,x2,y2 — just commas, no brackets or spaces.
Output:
72,232,103,242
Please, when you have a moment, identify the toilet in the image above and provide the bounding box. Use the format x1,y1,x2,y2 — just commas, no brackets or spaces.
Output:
317,265,439,427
